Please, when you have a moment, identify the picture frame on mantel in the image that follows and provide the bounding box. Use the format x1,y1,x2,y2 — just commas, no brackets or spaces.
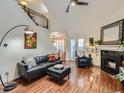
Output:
100,19,124,45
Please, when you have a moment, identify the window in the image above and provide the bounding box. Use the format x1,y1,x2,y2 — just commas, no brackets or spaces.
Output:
70,38,84,59
70,39,76,58
78,39,84,50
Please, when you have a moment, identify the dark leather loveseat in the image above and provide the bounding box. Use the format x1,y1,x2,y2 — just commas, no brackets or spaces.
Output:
18,55,62,82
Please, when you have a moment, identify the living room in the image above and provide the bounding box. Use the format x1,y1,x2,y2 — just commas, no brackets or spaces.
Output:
0,0,124,93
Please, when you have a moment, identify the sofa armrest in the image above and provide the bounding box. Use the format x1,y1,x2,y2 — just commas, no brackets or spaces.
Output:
18,62,28,78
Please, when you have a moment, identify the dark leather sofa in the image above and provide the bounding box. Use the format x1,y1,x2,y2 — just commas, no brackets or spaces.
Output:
18,55,62,82
76,55,92,68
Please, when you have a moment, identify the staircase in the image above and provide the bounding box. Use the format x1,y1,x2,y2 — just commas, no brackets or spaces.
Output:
17,2,48,29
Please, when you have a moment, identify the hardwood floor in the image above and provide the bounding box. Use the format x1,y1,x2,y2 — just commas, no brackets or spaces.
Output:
0,61,124,93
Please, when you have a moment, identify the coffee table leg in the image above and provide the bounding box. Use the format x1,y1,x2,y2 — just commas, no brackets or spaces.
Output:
59,79,63,84
48,76,52,80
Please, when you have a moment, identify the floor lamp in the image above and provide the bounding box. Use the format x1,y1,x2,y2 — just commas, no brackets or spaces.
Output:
0,24,33,91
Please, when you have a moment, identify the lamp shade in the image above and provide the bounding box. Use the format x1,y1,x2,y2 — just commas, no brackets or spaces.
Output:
24,26,34,34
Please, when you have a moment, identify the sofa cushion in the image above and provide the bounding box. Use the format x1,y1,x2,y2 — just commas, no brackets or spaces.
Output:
22,56,36,69
39,62,53,68
76,50,85,57
27,65,46,78
39,60,62,68
34,55,48,65
28,65,46,71
79,59,88,62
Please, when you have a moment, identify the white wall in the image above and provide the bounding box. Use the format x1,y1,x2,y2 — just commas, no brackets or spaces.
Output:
0,0,57,83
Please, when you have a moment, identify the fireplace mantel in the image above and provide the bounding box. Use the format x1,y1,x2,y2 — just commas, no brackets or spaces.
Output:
99,45,123,52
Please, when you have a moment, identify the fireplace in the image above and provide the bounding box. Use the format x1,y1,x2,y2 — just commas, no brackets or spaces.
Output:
101,50,123,75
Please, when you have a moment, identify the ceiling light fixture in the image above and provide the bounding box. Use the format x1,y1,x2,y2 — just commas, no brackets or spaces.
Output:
71,1,76,6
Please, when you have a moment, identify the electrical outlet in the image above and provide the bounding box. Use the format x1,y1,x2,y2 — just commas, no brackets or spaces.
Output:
5,72,9,76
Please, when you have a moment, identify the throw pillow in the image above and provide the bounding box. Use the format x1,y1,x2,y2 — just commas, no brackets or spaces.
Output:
22,56,36,69
48,54,56,62
77,50,85,57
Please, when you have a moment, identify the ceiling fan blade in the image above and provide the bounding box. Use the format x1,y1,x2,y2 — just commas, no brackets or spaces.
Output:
66,0,72,13
77,2,88,5
66,4,70,13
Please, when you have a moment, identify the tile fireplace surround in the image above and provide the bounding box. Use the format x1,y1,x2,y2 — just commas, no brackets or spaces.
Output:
99,45,124,75
101,50,123,75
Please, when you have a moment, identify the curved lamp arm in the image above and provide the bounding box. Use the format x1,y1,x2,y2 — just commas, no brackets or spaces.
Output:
0,25,28,47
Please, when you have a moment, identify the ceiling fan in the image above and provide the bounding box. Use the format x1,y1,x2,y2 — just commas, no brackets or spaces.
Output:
66,0,89,13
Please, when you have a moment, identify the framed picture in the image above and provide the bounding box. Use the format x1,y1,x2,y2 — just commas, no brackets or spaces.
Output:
24,33,37,49
100,19,124,45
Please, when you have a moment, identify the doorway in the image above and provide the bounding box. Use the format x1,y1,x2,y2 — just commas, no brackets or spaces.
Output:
50,32,66,62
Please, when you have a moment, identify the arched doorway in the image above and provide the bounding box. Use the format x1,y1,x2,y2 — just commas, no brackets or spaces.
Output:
50,32,66,62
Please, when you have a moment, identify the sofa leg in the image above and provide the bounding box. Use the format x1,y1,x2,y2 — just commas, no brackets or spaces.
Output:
49,76,52,80
28,79,31,84
68,75,70,80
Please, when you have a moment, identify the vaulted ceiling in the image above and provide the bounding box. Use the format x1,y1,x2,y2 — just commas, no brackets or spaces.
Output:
42,0,124,38
26,0,124,39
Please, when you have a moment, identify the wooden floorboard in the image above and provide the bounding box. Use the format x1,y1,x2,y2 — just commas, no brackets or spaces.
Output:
0,61,124,93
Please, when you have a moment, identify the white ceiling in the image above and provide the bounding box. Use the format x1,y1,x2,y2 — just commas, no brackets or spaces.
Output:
42,0,124,35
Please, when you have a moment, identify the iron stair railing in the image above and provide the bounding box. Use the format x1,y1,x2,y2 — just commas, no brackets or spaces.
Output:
17,1,48,29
